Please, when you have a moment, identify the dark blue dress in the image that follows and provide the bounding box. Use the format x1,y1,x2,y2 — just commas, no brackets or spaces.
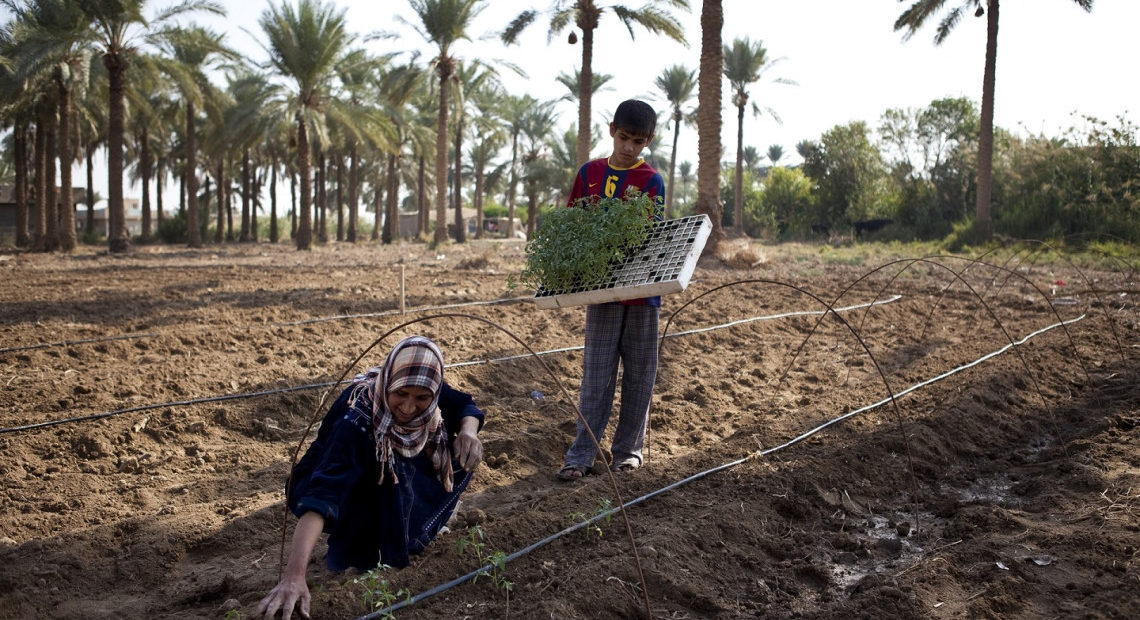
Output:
286,382,484,570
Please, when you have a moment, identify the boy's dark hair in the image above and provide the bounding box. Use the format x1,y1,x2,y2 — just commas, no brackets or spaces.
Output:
612,99,657,137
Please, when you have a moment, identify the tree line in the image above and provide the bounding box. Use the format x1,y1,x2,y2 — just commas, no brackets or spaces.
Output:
1,0,1111,255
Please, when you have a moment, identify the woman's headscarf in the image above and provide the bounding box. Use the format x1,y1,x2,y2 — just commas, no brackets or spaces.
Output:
349,336,454,491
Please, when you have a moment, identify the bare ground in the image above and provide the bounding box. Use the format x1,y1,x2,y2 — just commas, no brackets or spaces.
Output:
0,239,1137,619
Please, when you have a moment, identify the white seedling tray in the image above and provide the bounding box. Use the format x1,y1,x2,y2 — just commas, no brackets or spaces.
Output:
533,214,712,309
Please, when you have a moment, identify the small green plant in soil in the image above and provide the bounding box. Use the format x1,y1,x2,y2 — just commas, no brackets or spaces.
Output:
457,525,514,603
570,497,614,538
516,192,657,295
348,564,409,617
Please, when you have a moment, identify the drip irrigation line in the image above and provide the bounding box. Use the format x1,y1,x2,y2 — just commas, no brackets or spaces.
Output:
0,382,340,434
360,314,1084,619
274,295,532,327
454,296,903,367
0,295,533,355
1,297,900,434
0,332,161,354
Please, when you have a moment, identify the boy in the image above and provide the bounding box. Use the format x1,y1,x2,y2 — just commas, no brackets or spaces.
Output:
557,99,665,481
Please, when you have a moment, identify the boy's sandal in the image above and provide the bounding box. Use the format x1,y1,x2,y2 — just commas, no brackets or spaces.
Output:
610,459,640,473
557,465,587,481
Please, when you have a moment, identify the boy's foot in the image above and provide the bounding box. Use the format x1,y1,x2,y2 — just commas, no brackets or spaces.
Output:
610,458,640,473
556,465,587,481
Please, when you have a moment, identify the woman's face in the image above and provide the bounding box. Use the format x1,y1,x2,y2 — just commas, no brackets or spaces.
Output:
386,385,434,423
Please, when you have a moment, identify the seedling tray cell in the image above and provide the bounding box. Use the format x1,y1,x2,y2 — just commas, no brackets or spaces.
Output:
534,214,712,309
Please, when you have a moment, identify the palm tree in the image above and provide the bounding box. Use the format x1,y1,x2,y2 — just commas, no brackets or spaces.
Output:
155,26,235,247
766,143,783,167
332,50,395,243
517,98,560,236
742,145,761,178
4,0,93,252
654,63,695,218
695,0,723,253
554,66,612,104
370,60,429,244
406,0,485,245
0,41,36,247
502,0,689,167
677,159,693,210
79,0,223,253
498,93,532,237
125,86,167,241
724,36,793,235
894,0,1094,241
259,0,352,250
448,58,498,243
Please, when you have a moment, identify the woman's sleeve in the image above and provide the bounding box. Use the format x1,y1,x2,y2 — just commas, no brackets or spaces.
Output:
438,381,484,435
290,394,374,526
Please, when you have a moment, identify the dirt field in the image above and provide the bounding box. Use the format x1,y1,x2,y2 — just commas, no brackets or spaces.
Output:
0,238,1137,619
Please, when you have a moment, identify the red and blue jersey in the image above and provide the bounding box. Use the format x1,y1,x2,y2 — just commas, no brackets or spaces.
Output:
566,157,666,306
567,157,665,218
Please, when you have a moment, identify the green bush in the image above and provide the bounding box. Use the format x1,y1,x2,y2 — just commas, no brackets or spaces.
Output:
156,211,188,244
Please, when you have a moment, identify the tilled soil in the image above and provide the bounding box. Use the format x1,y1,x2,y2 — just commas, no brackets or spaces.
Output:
0,239,1137,619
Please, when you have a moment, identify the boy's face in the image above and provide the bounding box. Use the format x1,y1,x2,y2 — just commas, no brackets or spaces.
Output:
608,124,652,168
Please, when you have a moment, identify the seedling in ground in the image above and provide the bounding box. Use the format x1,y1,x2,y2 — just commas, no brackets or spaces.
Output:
457,525,514,608
571,498,615,538
348,564,409,617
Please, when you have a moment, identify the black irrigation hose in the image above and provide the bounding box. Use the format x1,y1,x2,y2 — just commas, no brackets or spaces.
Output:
0,297,901,435
0,295,533,355
360,314,1085,620
0,381,341,434
0,332,161,354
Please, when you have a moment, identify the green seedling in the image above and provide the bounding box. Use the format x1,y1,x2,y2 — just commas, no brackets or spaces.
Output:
348,564,409,618
518,192,657,295
457,525,514,610
222,610,243,620
571,498,614,538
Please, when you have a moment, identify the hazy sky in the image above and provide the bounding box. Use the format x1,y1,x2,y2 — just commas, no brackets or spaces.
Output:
107,0,1140,205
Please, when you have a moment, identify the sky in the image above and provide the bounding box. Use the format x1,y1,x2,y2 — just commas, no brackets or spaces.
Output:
90,0,1140,208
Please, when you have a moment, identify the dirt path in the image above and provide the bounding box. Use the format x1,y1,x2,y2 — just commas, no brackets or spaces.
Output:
0,240,1136,619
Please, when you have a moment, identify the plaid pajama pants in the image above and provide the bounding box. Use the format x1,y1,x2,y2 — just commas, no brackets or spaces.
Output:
563,303,660,470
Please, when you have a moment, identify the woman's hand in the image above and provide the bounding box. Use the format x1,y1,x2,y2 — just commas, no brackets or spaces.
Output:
452,417,483,471
257,511,323,619
256,573,311,619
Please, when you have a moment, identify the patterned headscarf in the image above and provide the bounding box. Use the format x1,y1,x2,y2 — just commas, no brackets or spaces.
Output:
349,336,453,491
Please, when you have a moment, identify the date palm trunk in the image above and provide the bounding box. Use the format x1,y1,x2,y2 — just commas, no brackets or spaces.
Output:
347,145,359,242
433,58,453,245
14,125,29,247
734,100,745,235
975,0,998,241
295,112,313,250
186,101,201,247
139,127,152,241
57,76,76,252
696,0,724,255
453,113,466,243
105,52,129,253
666,111,681,219
384,153,399,244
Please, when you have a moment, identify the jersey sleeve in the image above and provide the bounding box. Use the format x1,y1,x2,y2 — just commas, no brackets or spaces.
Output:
566,164,588,206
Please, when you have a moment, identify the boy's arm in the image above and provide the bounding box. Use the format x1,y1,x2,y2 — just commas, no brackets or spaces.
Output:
566,164,587,207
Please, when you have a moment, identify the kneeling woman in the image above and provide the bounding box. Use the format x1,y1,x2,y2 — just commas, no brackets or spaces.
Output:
258,336,484,619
